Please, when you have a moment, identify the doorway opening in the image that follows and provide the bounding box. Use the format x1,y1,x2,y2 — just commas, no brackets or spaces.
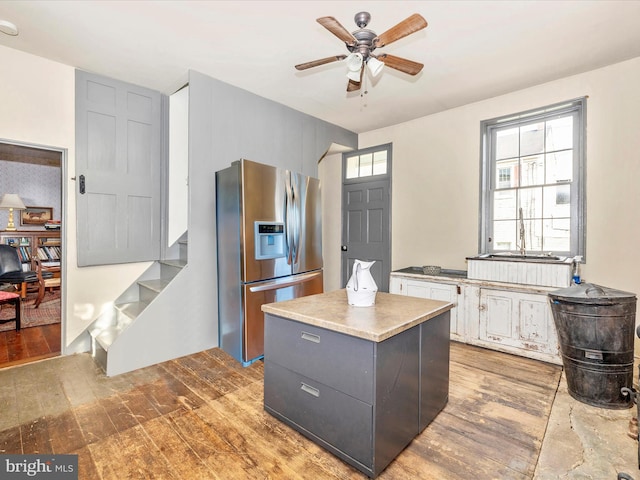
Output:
0,141,64,368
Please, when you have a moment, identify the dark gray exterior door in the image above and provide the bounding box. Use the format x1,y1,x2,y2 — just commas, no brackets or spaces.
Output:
341,145,392,292
75,70,163,266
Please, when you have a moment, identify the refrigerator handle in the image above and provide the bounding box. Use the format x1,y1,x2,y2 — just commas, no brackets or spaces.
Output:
284,172,294,265
292,176,301,265
248,271,323,292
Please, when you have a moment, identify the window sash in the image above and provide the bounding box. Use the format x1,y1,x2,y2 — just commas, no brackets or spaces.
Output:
480,98,586,258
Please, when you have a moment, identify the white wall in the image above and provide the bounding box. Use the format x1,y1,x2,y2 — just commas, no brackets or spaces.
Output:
319,151,343,292
354,56,640,297
168,85,189,246
0,45,150,348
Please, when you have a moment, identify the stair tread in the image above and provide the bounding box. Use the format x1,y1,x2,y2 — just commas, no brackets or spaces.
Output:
115,300,149,319
162,259,186,268
138,278,171,292
91,325,121,350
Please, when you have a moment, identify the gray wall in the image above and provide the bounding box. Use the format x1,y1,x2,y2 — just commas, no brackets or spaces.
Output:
187,70,357,350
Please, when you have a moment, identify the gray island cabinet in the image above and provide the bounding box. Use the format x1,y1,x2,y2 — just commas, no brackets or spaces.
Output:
261,289,452,478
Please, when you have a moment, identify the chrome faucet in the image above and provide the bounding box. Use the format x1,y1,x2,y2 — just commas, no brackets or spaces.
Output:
518,207,526,256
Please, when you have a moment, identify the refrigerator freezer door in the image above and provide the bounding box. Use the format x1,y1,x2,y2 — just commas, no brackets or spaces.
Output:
242,270,323,363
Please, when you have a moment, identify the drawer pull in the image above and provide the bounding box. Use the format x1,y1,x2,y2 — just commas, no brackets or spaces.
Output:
301,332,320,343
300,382,320,397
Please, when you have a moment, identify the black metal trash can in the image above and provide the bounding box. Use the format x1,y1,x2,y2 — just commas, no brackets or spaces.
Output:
549,283,637,409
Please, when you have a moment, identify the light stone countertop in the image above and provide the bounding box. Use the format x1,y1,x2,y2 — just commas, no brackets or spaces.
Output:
261,289,452,342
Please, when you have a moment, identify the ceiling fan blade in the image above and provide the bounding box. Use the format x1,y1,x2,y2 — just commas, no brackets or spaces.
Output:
378,54,424,76
317,16,356,44
295,55,347,71
346,66,364,92
374,13,427,47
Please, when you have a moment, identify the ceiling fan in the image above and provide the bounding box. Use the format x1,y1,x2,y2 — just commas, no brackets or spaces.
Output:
295,12,428,92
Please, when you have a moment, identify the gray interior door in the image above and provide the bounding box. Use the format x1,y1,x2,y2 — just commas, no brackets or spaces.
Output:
75,70,164,266
341,145,392,292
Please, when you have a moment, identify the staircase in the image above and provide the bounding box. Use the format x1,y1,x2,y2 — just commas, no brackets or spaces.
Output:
89,237,188,376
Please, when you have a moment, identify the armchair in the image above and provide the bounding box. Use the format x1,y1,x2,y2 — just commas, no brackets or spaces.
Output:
0,244,50,300
33,258,60,308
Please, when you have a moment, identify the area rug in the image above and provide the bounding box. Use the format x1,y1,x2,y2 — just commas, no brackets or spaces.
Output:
0,290,60,332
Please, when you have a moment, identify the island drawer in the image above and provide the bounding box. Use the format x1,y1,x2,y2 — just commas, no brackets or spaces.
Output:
264,360,373,468
264,314,374,403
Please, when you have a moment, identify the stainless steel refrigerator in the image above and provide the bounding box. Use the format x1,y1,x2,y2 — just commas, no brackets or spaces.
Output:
216,159,324,365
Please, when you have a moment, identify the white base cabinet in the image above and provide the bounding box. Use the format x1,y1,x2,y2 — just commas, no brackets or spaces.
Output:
476,288,559,361
390,273,561,365
390,277,464,341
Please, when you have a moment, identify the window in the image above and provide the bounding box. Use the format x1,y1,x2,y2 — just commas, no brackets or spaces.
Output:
345,147,388,179
479,98,586,257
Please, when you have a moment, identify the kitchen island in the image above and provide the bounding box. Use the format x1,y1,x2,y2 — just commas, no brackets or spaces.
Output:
261,289,452,478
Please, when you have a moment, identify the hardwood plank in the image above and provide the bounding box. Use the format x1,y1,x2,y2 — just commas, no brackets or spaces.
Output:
0,425,22,454
46,410,85,454
163,407,256,479
73,401,119,445
100,394,141,433
142,416,219,480
160,357,228,403
142,374,206,416
118,385,164,424
21,417,52,454
74,445,100,480
114,423,181,479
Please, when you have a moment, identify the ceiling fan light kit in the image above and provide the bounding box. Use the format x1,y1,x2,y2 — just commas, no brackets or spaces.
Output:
295,11,427,92
367,57,385,77
346,52,363,71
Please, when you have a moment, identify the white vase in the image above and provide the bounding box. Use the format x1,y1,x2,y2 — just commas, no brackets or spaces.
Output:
346,260,378,307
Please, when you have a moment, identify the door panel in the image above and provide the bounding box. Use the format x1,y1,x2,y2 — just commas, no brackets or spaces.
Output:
76,70,163,266
342,179,390,291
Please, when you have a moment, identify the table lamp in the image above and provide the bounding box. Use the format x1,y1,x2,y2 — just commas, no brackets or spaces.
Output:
0,193,26,231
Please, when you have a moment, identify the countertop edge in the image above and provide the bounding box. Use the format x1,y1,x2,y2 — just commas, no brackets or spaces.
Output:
390,271,565,293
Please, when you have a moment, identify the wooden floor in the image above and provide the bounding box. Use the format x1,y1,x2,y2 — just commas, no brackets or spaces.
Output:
0,341,562,479
0,323,61,368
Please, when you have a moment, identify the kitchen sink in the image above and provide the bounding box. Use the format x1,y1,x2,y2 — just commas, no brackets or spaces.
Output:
467,254,572,287
474,253,567,263
394,266,467,278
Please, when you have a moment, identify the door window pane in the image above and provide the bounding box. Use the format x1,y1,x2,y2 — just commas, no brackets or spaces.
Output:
373,151,387,175
346,155,359,179
359,153,373,177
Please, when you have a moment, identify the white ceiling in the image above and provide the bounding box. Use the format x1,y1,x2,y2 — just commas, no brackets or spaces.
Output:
1,1,640,133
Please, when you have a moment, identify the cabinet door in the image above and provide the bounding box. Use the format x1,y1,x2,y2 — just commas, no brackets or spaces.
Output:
405,280,460,338
479,288,558,355
479,289,515,344
389,276,405,295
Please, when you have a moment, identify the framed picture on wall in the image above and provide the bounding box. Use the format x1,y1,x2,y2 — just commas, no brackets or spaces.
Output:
20,206,53,226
